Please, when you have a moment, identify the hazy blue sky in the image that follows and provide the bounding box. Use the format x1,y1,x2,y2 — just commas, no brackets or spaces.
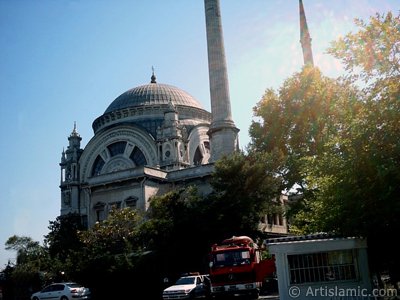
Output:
0,0,398,268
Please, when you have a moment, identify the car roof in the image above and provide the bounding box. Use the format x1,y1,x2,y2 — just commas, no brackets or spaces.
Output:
47,282,80,286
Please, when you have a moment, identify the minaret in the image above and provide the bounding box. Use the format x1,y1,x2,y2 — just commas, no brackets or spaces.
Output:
204,0,239,162
299,0,314,66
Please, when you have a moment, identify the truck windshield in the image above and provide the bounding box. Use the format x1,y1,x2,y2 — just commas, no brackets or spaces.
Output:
213,250,251,267
175,277,195,285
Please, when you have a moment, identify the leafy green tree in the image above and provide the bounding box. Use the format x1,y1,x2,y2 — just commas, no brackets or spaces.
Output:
79,207,143,256
140,187,208,277
44,213,85,263
321,11,400,283
72,207,145,299
4,236,49,299
5,236,47,268
73,207,144,278
249,66,360,194
251,11,400,284
207,151,285,239
328,12,400,85
289,11,400,282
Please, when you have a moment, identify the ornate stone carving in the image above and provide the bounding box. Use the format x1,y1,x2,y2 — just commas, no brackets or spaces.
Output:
80,127,157,180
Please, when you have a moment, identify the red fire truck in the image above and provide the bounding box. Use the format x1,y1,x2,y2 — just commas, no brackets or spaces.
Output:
208,236,275,299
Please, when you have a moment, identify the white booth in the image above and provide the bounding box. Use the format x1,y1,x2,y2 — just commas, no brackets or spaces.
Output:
266,234,372,300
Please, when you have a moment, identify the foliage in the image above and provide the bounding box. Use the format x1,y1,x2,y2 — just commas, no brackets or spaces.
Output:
251,11,400,282
71,207,146,299
249,66,360,194
5,235,47,268
139,187,209,277
79,207,143,255
4,236,50,300
208,151,285,238
73,207,145,277
323,11,400,281
327,12,400,84
44,213,85,262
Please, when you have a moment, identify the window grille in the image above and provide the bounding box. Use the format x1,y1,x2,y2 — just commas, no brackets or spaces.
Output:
288,250,357,284
130,147,147,166
91,155,105,176
125,197,138,208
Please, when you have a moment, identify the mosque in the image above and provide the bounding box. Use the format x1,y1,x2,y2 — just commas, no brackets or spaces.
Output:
59,0,313,234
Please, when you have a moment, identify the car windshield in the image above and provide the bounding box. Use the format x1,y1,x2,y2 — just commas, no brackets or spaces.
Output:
175,277,195,285
213,250,251,267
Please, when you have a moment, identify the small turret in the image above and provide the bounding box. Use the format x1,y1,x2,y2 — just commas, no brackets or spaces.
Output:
156,100,189,170
68,122,82,150
59,123,84,216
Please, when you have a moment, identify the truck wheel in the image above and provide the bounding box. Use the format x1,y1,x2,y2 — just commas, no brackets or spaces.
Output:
249,290,259,300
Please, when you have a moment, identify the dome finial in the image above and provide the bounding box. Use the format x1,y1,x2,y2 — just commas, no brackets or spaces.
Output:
151,66,157,83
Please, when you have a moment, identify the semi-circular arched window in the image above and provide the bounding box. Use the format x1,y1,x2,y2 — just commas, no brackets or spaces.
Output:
91,141,148,176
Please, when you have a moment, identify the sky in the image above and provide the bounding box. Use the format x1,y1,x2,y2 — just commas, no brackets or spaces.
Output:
0,0,398,268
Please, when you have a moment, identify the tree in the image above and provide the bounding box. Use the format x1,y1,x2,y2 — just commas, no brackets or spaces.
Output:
73,207,145,299
251,11,400,284
139,187,209,277
79,207,143,257
327,12,400,85
322,11,400,283
249,66,360,194
207,151,285,239
5,235,46,267
4,236,49,299
74,207,145,278
44,213,85,262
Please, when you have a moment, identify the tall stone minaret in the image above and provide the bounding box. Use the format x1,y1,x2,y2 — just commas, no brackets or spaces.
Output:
204,0,239,162
299,0,314,66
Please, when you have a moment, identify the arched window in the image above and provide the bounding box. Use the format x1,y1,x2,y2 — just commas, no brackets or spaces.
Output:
91,142,147,176
193,146,203,165
93,202,106,222
125,196,138,209
91,155,105,176
204,141,210,152
130,147,147,166
107,141,127,156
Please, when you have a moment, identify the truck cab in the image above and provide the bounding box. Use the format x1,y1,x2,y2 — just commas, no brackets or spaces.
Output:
209,236,275,299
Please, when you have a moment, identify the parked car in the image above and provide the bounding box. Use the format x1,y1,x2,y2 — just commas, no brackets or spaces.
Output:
31,282,91,300
163,273,211,299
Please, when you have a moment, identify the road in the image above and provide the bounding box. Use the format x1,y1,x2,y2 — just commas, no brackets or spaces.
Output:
259,295,279,300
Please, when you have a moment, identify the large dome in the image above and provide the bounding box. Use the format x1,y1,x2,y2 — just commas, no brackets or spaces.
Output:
105,81,204,114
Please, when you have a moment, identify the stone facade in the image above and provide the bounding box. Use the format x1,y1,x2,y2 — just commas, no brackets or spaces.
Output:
60,80,215,228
